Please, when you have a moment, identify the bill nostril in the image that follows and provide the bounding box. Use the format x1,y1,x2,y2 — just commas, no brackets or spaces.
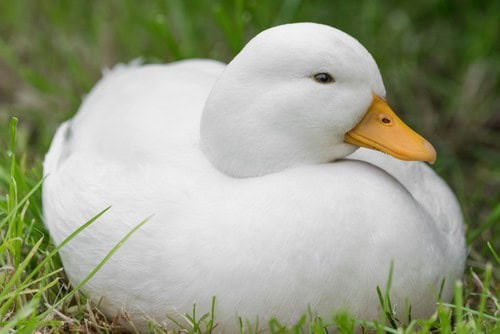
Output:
379,114,392,125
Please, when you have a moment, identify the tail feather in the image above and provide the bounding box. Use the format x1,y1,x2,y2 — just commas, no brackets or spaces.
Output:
43,121,72,176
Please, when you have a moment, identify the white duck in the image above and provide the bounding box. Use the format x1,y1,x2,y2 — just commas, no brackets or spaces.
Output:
43,23,465,332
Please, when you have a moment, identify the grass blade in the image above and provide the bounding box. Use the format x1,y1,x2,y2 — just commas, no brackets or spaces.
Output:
45,214,152,312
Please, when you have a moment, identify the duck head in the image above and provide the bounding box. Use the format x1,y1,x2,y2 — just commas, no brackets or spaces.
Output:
200,23,436,177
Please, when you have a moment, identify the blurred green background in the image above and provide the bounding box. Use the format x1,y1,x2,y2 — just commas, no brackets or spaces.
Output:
0,0,498,260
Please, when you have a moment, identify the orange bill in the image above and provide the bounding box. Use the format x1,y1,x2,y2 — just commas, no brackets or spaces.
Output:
345,94,436,163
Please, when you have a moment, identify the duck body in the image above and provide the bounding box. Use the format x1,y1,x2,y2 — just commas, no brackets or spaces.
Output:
43,24,465,331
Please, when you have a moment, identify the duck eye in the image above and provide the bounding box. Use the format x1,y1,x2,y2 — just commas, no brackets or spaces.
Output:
313,72,334,84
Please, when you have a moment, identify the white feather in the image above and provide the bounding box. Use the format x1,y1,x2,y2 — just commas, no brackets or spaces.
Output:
43,23,465,332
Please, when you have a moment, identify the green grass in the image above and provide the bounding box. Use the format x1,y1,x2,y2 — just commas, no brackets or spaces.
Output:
0,0,498,332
